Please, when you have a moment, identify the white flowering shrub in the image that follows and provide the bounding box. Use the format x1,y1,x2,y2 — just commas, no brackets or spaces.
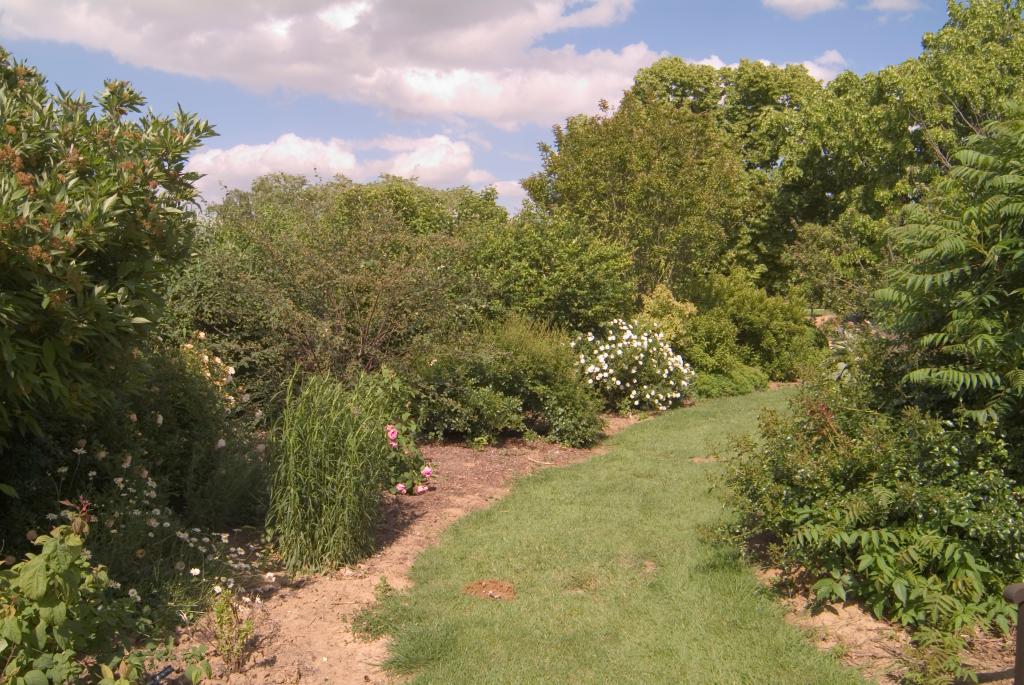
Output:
573,319,695,412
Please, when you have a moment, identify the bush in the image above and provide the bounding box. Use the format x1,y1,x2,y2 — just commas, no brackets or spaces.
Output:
163,175,500,421
691,364,769,399
0,48,214,445
724,374,1024,643
0,515,151,685
466,207,636,330
0,341,264,558
409,316,603,447
267,370,425,572
636,284,767,398
573,319,695,412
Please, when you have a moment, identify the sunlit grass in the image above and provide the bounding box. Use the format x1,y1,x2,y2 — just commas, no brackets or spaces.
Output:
362,389,866,684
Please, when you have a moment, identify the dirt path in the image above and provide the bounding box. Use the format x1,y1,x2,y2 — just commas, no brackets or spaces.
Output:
179,416,638,684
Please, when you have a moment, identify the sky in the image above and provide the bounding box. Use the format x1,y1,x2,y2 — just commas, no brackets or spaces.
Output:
0,0,947,209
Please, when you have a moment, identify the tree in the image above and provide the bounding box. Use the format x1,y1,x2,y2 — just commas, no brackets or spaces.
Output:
0,46,214,443
879,102,1024,423
523,94,747,297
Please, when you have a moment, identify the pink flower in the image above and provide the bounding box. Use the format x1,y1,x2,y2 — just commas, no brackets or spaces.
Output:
385,425,399,442
421,466,433,478
414,484,429,495
388,439,399,449
395,483,407,495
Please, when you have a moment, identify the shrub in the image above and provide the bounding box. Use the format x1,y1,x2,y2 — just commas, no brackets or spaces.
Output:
267,370,425,571
724,374,1024,647
409,316,604,447
637,284,759,397
163,175,499,421
0,48,214,445
0,515,151,685
573,319,695,412
691,364,769,399
696,273,823,381
0,341,264,561
465,207,636,330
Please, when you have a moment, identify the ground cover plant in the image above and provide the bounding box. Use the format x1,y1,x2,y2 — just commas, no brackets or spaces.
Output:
356,390,865,684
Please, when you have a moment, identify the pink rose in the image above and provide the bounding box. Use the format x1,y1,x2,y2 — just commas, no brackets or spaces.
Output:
421,466,433,478
395,483,407,495
414,484,429,495
385,425,399,441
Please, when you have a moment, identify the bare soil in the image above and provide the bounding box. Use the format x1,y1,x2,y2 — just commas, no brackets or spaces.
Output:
463,579,516,601
170,415,641,684
755,567,1018,684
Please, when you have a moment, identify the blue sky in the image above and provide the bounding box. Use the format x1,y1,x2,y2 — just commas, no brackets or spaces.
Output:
0,0,945,208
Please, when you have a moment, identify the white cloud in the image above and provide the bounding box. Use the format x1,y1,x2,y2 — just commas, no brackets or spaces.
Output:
864,0,922,11
493,181,528,211
801,49,848,81
189,133,488,200
0,0,657,129
686,50,847,83
762,0,845,19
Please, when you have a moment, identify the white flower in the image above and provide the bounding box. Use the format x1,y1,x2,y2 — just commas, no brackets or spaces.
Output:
55,466,68,475
216,438,226,449
72,447,86,456
155,413,164,426
212,585,223,594
128,588,140,601
190,568,201,576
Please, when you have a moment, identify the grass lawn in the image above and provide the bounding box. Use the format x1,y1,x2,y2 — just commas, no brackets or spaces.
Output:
361,389,865,684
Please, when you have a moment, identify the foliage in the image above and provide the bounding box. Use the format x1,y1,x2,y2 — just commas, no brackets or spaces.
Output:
636,279,819,391
879,102,1024,424
267,370,424,572
0,47,214,445
211,589,254,673
465,206,635,330
163,174,501,420
0,341,264,558
522,94,748,296
783,209,891,316
0,515,150,685
573,319,694,412
409,316,604,447
724,376,1024,659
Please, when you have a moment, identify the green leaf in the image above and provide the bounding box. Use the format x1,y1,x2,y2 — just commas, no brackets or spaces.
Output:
15,555,49,600
23,670,48,685
0,617,22,645
0,483,17,498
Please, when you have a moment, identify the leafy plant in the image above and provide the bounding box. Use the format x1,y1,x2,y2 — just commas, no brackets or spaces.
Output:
409,316,604,447
0,513,150,684
0,47,214,445
211,589,254,673
724,373,1024,680
880,101,1024,424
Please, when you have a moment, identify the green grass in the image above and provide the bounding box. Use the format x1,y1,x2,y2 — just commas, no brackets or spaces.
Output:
363,389,865,684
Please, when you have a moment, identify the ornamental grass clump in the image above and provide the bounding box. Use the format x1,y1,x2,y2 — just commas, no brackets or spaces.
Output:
573,319,695,412
267,371,424,572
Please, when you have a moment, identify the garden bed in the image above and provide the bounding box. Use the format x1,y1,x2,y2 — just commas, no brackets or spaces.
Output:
169,416,639,684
